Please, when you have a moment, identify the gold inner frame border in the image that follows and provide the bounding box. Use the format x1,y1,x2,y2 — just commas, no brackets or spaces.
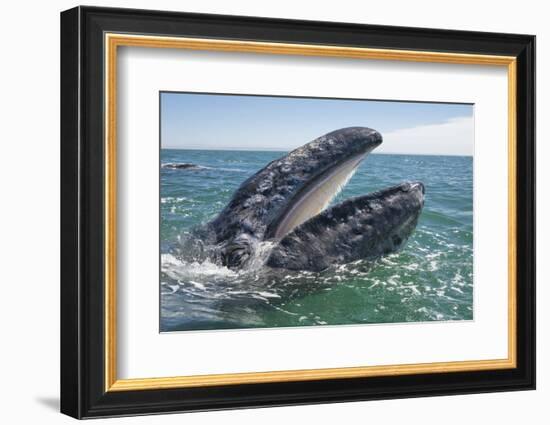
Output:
104,33,517,392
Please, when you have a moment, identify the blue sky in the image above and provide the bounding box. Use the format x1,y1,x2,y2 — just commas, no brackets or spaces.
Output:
160,92,474,156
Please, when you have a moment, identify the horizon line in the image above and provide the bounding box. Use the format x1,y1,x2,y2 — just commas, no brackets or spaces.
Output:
161,146,473,157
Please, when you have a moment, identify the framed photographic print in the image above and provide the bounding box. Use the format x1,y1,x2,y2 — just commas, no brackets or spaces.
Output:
60,6,535,419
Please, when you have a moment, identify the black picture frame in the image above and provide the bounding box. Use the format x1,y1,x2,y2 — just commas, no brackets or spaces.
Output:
61,5,535,419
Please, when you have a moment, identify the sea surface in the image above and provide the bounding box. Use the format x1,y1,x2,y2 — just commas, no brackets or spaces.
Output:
160,149,473,332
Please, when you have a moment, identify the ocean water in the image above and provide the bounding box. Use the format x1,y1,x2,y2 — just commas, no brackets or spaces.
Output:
160,149,473,332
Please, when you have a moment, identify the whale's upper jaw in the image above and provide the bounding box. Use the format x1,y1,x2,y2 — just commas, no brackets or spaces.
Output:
211,127,382,233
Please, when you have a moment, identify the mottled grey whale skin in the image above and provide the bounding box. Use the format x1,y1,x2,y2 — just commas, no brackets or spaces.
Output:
266,181,425,271
208,127,383,268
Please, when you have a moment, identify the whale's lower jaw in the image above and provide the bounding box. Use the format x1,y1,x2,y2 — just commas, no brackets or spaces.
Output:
266,182,425,272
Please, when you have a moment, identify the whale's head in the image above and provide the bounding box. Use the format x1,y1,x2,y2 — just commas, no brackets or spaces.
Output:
209,127,382,268
266,181,425,271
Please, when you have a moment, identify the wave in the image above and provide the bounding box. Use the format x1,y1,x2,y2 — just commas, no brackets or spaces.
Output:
215,167,249,173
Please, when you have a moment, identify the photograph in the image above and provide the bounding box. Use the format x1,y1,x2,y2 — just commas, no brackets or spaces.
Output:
159,92,474,332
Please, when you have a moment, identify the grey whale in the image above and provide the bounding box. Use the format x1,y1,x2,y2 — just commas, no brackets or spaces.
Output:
162,162,203,170
197,127,424,272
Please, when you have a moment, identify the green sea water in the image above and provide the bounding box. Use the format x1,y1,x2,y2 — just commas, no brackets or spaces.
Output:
160,149,473,332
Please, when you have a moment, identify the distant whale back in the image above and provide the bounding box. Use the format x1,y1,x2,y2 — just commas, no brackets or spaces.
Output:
162,162,202,170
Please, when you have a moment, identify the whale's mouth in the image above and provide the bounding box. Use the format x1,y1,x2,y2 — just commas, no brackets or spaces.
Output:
267,152,367,239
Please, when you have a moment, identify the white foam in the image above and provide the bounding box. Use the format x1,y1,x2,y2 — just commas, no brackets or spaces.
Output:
161,196,187,204
161,253,237,280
